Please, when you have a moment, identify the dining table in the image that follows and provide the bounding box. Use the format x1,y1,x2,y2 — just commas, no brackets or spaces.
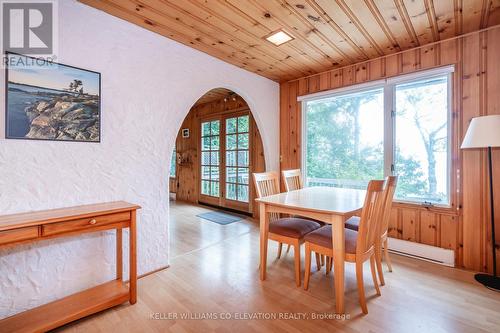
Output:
255,186,366,314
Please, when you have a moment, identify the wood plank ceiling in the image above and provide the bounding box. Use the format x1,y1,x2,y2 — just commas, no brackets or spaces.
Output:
80,0,500,82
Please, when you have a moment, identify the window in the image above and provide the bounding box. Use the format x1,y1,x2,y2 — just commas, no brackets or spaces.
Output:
302,67,452,206
225,115,250,202
394,76,450,204
304,88,384,190
201,120,220,197
169,147,176,177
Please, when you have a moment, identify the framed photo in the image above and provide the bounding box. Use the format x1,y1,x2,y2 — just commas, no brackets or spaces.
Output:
182,128,189,138
5,52,101,142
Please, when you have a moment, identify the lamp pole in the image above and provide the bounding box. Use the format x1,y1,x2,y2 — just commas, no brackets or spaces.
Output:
487,146,496,278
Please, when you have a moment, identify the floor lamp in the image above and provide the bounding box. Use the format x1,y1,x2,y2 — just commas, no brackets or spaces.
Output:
461,115,500,291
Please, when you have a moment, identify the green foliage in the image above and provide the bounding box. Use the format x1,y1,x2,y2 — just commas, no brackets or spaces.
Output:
305,90,429,197
306,93,384,186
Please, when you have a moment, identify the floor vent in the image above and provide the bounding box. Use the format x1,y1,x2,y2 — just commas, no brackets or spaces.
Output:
387,238,455,267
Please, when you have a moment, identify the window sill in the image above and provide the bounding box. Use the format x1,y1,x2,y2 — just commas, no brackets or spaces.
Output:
392,201,459,216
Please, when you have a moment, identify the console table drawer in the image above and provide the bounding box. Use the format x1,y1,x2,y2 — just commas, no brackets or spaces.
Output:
42,212,131,236
0,226,39,245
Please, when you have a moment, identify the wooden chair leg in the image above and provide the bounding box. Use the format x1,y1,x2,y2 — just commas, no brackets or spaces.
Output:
375,240,385,286
329,257,333,272
356,261,368,314
277,243,283,259
315,252,321,271
326,256,331,275
320,254,325,266
294,242,301,287
286,244,291,254
370,256,381,296
383,239,393,272
304,243,311,290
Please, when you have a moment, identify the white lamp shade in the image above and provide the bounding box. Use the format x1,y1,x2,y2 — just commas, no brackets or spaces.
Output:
461,115,500,149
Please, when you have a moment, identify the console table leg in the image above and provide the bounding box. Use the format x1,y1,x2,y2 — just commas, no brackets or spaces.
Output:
116,228,123,280
129,211,137,304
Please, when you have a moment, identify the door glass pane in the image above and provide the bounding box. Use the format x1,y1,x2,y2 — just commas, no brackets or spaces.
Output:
211,136,220,150
225,114,251,203
237,151,249,167
238,116,249,132
202,122,211,136
211,182,219,196
210,152,219,165
238,133,249,149
226,134,237,150
201,152,210,165
304,88,384,189
226,118,237,134
226,151,237,166
210,167,219,181
202,137,211,150
227,167,237,183
238,168,249,184
201,180,210,195
211,121,220,135
394,76,449,204
201,166,210,180
201,120,220,197
226,183,237,200
237,185,249,202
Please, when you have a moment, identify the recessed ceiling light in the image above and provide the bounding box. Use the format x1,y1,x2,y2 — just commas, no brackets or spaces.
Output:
265,30,294,46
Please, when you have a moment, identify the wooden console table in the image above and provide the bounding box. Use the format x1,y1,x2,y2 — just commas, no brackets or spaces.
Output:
0,201,141,333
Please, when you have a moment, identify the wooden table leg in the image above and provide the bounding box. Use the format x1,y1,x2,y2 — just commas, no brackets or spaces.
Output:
129,211,137,304
331,215,345,314
259,202,269,281
116,228,123,280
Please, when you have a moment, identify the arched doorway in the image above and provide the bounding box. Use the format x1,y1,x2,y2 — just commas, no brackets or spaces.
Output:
169,88,266,217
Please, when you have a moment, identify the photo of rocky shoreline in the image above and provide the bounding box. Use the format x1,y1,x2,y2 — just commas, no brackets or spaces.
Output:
5,53,101,142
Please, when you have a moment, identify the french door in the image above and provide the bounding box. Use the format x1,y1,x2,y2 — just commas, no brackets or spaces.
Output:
199,111,251,213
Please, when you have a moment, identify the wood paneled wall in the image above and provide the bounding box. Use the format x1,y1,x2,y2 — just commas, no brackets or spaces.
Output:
280,26,500,273
172,94,265,216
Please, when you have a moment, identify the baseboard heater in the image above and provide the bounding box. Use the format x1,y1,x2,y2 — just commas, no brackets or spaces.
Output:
387,238,455,267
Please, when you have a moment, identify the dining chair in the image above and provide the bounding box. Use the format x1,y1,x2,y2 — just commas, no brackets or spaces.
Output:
253,171,321,286
282,169,303,192
303,180,386,314
282,168,325,268
345,176,397,285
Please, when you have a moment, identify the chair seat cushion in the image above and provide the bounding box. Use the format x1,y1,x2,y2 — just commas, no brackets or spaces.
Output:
345,216,360,231
304,225,358,254
269,218,321,238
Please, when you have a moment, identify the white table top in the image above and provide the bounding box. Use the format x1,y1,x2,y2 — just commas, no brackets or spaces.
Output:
255,186,366,216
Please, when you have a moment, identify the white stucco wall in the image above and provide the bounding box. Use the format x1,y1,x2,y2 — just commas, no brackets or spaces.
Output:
0,0,279,318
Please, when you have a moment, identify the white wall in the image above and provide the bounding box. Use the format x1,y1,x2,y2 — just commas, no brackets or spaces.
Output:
0,0,279,318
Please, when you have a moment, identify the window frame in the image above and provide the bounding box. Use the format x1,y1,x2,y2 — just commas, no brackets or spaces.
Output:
300,65,454,208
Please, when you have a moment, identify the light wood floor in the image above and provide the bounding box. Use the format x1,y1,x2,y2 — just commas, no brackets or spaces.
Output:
55,200,500,333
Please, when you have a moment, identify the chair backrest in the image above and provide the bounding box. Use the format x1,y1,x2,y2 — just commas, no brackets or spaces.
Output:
356,180,386,255
380,176,398,237
282,169,303,192
253,171,281,221
253,171,280,198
